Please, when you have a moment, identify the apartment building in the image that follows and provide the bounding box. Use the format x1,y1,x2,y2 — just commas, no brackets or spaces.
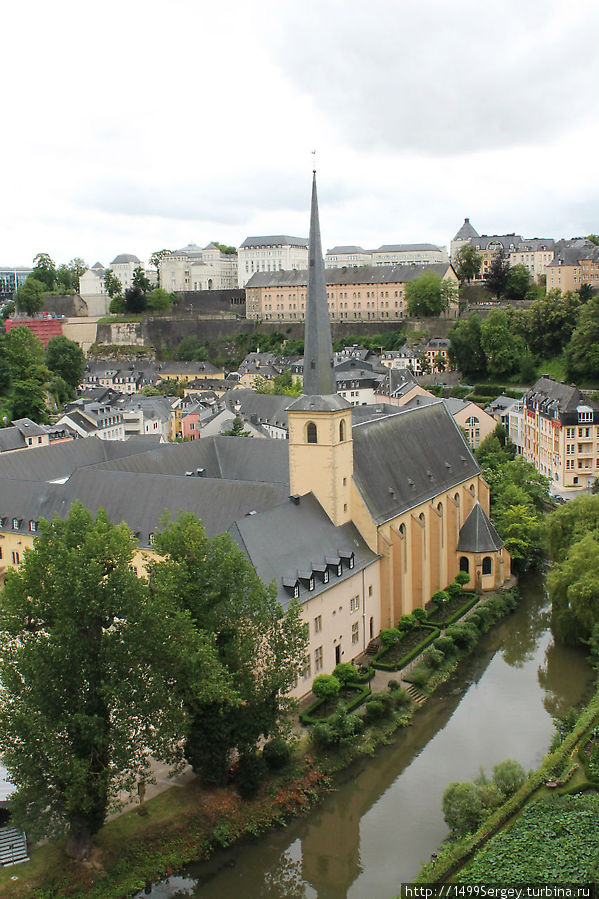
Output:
238,236,309,287
509,377,599,491
159,243,237,292
325,244,448,268
546,240,599,293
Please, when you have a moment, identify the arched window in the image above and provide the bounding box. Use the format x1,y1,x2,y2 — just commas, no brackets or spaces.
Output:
437,502,443,514
459,556,469,573
339,419,346,442
307,422,317,444
482,556,493,575
470,484,476,496
454,493,460,505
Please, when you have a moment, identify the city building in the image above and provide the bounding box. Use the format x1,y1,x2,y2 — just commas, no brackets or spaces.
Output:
450,218,480,262
0,419,50,453
370,244,448,266
238,236,309,287
325,246,372,268
4,316,63,347
55,400,125,441
0,267,33,301
546,239,599,293
108,254,142,292
509,376,599,492
509,239,555,283
245,262,458,322
159,243,237,292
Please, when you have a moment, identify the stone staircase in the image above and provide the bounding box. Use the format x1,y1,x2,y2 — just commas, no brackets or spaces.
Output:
0,826,29,866
404,683,427,706
364,640,379,656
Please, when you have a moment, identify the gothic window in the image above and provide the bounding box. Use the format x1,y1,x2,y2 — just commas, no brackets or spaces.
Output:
339,419,346,442
307,422,317,444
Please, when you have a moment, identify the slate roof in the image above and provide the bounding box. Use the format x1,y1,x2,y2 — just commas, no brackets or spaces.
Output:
245,263,454,289
0,436,161,483
110,254,141,264
352,402,480,524
374,243,442,253
287,394,351,413
525,377,598,416
469,234,522,250
457,502,504,553
230,493,379,610
326,246,368,254
240,236,308,249
453,218,479,241
514,239,555,252
0,428,26,452
88,436,290,484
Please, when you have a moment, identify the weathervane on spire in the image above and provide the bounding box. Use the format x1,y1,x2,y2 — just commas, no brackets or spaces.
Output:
312,149,316,174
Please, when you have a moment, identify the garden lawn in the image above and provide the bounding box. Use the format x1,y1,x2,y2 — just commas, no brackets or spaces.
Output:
306,685,367,719
426,593,477,627
455,794,599,883
377,627,435,666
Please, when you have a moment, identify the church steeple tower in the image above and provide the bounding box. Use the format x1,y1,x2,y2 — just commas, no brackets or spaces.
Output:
287,173,353,527
303,171,336,396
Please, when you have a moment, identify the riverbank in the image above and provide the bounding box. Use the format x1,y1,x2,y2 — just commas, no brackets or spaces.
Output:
0,585,525,898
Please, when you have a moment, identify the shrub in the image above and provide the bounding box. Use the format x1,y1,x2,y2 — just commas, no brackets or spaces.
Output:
392,687,411,708
328,709,364,745
236,751,267,799
434,635,455,654
493,759,526,796
262,737,291,770
447,582,462,598
471,604,493,629
388,678,401,691
431,589,450,607
423,647,444,669
442,781,486,838
446,621,479,651
333,662,359,687
502,590,519,612
370,691,394,714
310,722,334,749
455,571,472,587
312,674,341,707
412,607,428,622
406,662,432,688
380,626,402,646
365,700,385,722
397,615,417,633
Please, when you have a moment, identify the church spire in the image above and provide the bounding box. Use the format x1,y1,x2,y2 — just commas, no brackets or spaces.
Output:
302,172,336,396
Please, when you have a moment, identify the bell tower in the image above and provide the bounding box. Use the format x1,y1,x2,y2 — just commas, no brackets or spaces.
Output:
288,172,353,526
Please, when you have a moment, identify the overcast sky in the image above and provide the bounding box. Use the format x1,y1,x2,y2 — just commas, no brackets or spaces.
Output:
3,0,599,269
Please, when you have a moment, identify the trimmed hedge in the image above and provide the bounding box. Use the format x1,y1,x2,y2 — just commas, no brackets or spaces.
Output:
299,683,371,726
372,626,440,672
427,593,479,628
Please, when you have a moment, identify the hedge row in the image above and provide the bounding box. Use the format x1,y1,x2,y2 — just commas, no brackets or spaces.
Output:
299,683,371,726
427,593,479,628
412,685,599,886
372,627,440,672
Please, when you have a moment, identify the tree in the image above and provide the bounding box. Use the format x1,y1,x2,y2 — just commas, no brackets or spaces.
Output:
493,759,525,796
405,272,452,317
566,295,599,381
47,375,74,407
505,264,531,300
11,379,48,422
103,269,122,299
578,282,593,303
480,309,523,378
56,258,87,294
15,277,46,316
454,244,482,284
587,234,599,246
150,513,307,787
46,335,85,390
32,252,57,291
132,266,151,294
150,249,171,286
548,533,599,645
2,326,46,380
123,285,147,313
442,781,486,837
1,300,15,321
448,313,486,378
312,674,341,711
146,287,174,312
212,242,237,255
0,504,223,859
223,416,251,437
485,249,510,299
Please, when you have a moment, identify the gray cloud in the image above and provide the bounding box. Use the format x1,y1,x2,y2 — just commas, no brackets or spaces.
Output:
263,0,599,156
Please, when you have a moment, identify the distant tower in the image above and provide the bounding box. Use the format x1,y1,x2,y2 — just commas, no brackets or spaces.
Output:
287,173,353,526
450,217,480,262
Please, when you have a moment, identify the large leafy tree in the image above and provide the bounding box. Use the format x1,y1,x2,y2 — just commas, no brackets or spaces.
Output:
2,326,46,381
454,244,482,284
103,269,122,299
46,335,85,391
123,285,147,313
480,309,524,378
485,248,510,299
150,249,171,286
132,266,151,294
146,287,175,312
150,513,307,786
0,504,225,860
505,264,531,300
448,313,486,378
406,272,454,317
32,253,57,291
566,294,599,381
14,277,46,316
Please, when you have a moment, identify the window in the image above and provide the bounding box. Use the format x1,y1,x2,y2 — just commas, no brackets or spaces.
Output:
352,622,359,644
149,533,155,545
368,585,373,597
314,615,322,633
12,518,19,529
339,419,346,442
11,551,20,565
482,556,493,575
459,556,469,573
314,646,323,672
307,422,317,444
301,655,311,680
336,563,342,576
29,520,38,532
350,595,360,612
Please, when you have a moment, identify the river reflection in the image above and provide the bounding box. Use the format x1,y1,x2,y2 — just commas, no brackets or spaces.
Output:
139,573,594,899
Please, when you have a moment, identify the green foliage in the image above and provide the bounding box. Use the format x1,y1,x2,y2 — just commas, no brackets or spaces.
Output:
255,368,302,396
132,266,151,294
236,751,267,799
109,295,125,313
103,269,122,299
222,416,251,437
405,662,432,688
123,285,147,313
455,244,482,284
454,571,471,587
312,674,341,705
309,709,363,750
548,533,599,645
431,589,449,607
150,513,307,785
442,781,486,836
492,759,526,796
0,504,217,858
446,581,462,598
262,736,292,770
448,313,486,378
566,294,599,381
146,287,175,312
380,626,402,646
46,335,85,390
485,248,510,299
446,621,479,651
212,241,237,255
412,607,428,622
481,309,524,378
32,252,57,290
175,335,209,362
406,272,454,317
332,662,359,687
423,647,444,669
364,700,385,722
434,635,455,654
15,276,46,316
504,264,531,300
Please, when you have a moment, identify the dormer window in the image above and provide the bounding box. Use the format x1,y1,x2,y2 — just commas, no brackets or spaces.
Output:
29,520,38,532
298,570,315,592
149,533,155,545
340,550,355,570
12,518,21,530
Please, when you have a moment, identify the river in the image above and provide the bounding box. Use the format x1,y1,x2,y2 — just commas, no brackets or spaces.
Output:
138,572,594,898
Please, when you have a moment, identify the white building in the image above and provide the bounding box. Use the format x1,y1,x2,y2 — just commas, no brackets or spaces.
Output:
371,243,448,266
238,235,308,287
159,243,238,292
325,246,372,268
109,254,142,292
